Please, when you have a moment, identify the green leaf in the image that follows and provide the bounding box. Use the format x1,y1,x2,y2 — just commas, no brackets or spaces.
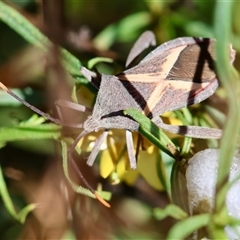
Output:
181,137,192,156
94,12,151,50
228,216,240,227
173,110,192,155
167,214,210,240
0,114,61,142
153,204,188,220
159,150,175,195
0,165,36,223
124,108,180,159
185,21,214,37
217,172,240,216
0,165,18,221
0,1,81,76
0,123,61,142
19,114,46,126
18,203,37,224
116,12,151,41
204,105,226,127
87,57,113,69
155,151,169,193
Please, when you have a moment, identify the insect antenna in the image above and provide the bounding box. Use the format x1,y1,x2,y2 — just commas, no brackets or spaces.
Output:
0,82,110,207
0,82,82,128
68,130,111,208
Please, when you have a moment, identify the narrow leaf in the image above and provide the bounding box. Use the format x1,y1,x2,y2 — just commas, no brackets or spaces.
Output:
167,214,210,240
0,124,61,142
0,166,36,223
0,165,18,220
0,1,81,76
214,1,240,211
153,204,188,220
87,57,113,69
18,203,37,224
124,108,179,159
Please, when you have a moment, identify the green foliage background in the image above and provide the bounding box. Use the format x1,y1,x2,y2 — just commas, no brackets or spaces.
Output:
0,0,240,239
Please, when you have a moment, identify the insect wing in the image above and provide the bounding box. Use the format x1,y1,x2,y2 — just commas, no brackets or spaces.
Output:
117,38,224,116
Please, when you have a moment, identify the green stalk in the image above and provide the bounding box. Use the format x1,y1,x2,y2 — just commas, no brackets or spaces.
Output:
214,1,240,212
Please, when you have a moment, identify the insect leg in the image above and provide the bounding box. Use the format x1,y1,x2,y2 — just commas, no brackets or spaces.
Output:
86,130,109,166
126,130,137,169
55,99,92,128
153,117,222,139
55,99,92,113
125,31,156,68
68,130,110,208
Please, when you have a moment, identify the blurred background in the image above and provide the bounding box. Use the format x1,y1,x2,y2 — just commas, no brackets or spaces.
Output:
0,0,239,239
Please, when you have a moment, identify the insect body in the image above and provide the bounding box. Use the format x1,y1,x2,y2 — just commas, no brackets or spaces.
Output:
78,32,235,169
